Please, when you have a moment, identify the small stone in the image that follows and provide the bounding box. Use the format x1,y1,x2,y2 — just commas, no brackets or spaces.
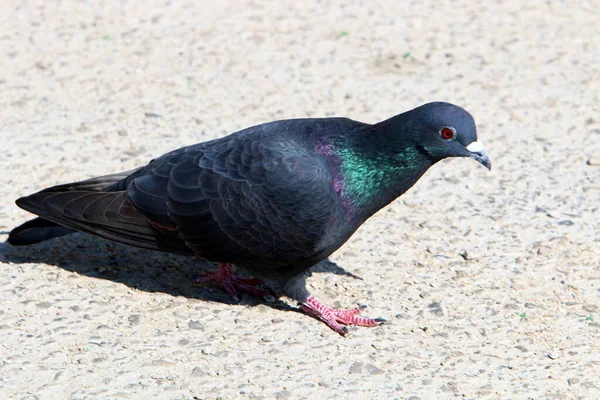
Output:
53,371,65,382
152,359,176,367
547,351,560,360
557,220,574,226
583,304,598,312
568,378,580,386
254,304,270,313
486,307,498,316
537,245,553,255
189,320,205,330
428,302,444,316
275,390,291,399
349,362,363,374
128,314,141,326
191,367,206,377
441,382,459,393
365,364,383,375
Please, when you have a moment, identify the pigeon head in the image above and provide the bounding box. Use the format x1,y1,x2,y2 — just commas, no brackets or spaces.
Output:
410,102,491,170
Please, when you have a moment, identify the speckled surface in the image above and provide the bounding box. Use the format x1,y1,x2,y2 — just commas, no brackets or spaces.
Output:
1,1,599,399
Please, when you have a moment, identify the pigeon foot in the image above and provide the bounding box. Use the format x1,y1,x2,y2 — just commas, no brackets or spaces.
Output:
299,296,386,335
196,263,270,301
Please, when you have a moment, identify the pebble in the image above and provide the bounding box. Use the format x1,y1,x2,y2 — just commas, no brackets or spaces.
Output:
191,367,207,377
428,302,444,316
188,320,205,330
364,364,384,375
349,362,363,374
128,314,141,326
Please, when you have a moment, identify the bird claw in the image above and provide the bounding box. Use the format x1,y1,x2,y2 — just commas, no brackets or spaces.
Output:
299,296,385,336
195,263,271,301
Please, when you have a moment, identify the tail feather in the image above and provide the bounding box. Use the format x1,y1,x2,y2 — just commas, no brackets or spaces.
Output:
8,167,145,247
13,190,162,251
7,217,75,246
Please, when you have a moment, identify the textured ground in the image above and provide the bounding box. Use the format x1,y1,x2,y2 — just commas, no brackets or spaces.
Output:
1,1,599,399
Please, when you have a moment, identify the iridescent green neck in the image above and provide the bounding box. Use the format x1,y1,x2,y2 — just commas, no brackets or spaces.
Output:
335,143,432,209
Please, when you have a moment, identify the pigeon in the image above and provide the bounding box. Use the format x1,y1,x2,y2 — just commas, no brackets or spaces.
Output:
8,102,490,335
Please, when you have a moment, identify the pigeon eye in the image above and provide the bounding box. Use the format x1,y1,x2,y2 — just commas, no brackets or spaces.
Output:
440,127,456,140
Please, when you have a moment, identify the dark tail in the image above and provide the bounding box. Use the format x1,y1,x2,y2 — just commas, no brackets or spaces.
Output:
10,189,166,251
7,217,75,246
7,167,144,247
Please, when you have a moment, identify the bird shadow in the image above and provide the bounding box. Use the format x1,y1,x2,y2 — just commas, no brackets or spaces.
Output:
0,232,361,313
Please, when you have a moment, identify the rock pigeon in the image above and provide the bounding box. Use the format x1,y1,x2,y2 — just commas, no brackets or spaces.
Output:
8,102,490,335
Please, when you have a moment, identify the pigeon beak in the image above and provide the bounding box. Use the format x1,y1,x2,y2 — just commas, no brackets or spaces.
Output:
466,141,491,170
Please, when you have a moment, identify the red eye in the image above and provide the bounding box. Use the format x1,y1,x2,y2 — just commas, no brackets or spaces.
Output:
440,127,456,140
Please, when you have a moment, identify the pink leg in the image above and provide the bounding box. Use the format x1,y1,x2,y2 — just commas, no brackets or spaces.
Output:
196,263,270,301
299,296,385,335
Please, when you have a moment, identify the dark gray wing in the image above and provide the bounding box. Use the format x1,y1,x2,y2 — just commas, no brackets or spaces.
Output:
127,123,341,269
